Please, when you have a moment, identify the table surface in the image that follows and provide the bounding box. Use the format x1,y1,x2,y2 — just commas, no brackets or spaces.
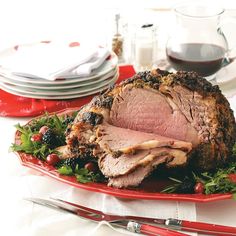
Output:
1,5,236,235
0,74,236,236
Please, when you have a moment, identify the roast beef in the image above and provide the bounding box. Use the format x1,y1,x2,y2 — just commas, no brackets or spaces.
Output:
61,69,236,188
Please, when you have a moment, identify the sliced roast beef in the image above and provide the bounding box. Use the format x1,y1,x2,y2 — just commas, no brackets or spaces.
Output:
99,147,188,177
62,69,236,188
108,155,168,188
96,123,192,153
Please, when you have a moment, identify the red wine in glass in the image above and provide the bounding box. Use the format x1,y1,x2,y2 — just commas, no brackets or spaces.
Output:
166,43,226,77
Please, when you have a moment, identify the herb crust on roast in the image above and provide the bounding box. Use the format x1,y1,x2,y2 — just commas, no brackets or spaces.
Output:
59,69,236,188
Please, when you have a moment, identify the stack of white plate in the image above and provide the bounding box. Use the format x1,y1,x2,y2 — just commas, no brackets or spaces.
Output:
0,42,119,99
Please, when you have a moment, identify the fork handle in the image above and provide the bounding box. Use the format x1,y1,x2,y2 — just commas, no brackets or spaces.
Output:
127,221,190,236
181,220,236,235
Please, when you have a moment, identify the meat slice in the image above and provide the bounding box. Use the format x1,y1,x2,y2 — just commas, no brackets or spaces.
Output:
108,155,168,188
99,147,188,177
96,123,192,153
95,123,191,186
63,69,236,188
62,121,192,187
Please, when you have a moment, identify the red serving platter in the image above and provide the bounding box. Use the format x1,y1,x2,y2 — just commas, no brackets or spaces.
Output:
15,108,233,203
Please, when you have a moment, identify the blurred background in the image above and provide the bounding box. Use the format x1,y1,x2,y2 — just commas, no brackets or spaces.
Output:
0,0,236,63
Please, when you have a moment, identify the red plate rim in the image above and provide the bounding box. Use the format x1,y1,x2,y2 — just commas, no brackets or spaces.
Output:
14,108,233,203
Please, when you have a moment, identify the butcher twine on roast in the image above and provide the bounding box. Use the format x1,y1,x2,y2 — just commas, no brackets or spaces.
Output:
57,69,236,188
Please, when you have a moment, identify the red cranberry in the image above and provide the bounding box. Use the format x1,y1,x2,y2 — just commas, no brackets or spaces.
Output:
46,154,60,166
228,174,236,183
84,162,98,173
194,182,205,194
31,133,42,142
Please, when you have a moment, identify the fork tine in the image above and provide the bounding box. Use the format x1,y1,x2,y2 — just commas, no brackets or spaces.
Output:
51,197,124,222
50,197,163,224
24,197,77,214
24,198,189,236
51,197,106,216
24,197,102,222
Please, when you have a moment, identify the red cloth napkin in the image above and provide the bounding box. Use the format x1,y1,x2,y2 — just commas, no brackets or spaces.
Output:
0,65,136,117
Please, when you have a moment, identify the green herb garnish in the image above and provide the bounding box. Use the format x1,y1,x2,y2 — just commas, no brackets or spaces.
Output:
10,112,77,159
58,164,104,183
199,166,236,194
10,123,53,159
75,168,103,183
162,146,236,195
58,165,74,175
10,111,105,185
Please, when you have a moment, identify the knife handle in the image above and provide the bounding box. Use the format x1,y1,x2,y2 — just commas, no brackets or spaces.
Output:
127,221,189,236
181,220,236,236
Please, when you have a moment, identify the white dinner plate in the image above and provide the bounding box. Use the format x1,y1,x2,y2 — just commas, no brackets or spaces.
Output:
0,43,118,85
0,67,118,90
0,71,118,96
0,74,118,99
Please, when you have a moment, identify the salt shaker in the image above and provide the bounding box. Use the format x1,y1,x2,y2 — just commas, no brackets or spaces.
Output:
132,24,158,72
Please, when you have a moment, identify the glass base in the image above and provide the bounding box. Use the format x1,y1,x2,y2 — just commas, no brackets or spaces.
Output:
133,64,153,72
205,74,217,83
153,59,233,85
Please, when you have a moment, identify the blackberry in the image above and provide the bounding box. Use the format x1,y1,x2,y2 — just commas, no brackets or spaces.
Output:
64,157,81,171
82,112,103,126
42,129,61,149
62,116,75,126
93,95,114,109
176,177,195,194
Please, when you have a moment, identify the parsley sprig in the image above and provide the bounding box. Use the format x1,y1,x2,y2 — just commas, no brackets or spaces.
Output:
162,144,236,196
10,111,105,185
58,164,104,183
197,163,236,194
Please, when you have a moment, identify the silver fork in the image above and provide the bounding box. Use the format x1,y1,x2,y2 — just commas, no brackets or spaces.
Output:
25,197,189,236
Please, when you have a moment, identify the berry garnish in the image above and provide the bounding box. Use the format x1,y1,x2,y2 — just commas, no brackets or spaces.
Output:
84,162,98,173
31,133,42,142
39,126,49,135
42,129,60,148
228,173,236,184
46,154,60,166
63,157,81,171
194,182,205,194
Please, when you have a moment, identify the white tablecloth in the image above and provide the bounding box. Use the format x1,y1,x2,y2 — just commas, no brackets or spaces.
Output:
0,79,236,236
0,2,236,236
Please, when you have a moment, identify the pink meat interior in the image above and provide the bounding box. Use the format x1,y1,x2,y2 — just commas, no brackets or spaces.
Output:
110,86,198,143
